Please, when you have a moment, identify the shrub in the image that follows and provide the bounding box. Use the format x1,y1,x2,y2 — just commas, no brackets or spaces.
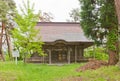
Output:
84,47,108,60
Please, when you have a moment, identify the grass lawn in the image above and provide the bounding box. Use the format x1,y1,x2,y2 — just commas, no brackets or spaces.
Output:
0,61,82,81
0,61,120,81
76,66,120,81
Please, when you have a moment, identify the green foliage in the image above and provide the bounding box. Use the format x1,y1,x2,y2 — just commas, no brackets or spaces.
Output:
99,0,118,51
79,0,118,46
84,47,108,60
79,0,97,42
79,0,119,64
12,0,44,58
0,0,16,22
107,29,118,51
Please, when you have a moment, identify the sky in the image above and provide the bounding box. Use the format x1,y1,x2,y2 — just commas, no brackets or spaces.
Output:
14,0,80,22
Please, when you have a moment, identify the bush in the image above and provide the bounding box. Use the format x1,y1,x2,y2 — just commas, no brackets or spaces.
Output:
84,47,108,60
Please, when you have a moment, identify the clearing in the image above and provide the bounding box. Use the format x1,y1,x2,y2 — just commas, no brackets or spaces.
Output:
0,61,120,81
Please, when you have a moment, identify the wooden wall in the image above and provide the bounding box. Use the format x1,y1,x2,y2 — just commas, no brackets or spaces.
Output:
26,43,87,63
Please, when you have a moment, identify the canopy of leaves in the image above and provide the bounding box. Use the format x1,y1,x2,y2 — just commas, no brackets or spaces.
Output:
79,0,118,46
12,0,44,57
68,8,80,22
0,0,16,22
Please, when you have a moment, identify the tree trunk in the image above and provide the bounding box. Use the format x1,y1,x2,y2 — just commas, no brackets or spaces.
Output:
0,22,5,61
107,26,119,65
114,0,120,65
5,28,12,60
108,34,119,65
0,50,5,61
108,50,119,65
114,0,120,25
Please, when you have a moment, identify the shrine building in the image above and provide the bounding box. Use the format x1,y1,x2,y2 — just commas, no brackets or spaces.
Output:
27,22,93,64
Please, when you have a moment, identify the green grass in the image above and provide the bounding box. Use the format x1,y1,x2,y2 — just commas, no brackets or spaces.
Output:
0,61,82,81
1,61,120,81
77,66,120,81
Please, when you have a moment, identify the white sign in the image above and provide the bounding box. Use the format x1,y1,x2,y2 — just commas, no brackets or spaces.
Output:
12,50,19,57
12,50,19,65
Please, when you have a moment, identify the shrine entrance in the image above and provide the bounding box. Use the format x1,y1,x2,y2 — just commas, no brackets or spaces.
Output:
51,50,67,63
51,41,68,63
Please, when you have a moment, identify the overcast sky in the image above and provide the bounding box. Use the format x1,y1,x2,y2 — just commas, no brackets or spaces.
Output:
14,0,80,22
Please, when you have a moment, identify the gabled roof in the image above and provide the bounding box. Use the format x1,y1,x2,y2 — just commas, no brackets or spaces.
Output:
35,22,93,43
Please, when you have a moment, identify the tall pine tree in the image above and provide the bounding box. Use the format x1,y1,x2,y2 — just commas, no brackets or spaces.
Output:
80,0,119,65
0,0,16,61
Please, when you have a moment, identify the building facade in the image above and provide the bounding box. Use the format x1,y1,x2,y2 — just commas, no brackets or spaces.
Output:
26,22,93,64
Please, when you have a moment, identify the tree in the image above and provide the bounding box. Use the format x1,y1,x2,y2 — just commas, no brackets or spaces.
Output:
12,0,44,62
80,0,119,65
67,8,80,22
39,12,54,22
0,0,16,61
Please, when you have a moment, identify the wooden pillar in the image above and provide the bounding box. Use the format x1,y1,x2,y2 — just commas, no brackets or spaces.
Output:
49,50,51,64
47,49,51,64
82,49,84,58
42,55,45,63
75,46,77,63
78,45,84,59
67,47,71,64
79,48,81,59
68,50,70,64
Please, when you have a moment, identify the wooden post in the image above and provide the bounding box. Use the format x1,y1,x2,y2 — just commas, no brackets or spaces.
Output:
67,47,71,64
77,46,80,60
42,55,44,64
79,45,84,59
81,48,84,59
48,49,51,64
82,49,84,58
75,46,77,63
